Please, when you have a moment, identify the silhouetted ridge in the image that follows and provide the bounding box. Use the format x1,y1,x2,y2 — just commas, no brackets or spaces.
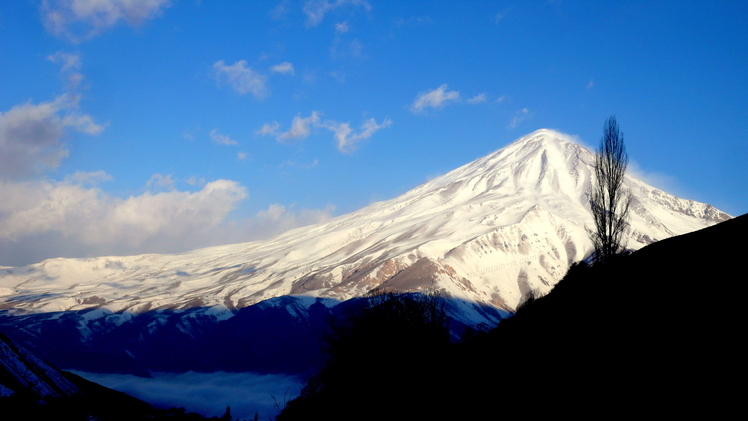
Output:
278,213,746,419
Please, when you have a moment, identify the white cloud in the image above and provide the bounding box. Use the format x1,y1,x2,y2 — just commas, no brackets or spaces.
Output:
0,178,246,265
210,128,238,146
495,95,508,103
410,84,460,113
273,112,321,144
586,79,595,90
212,60,268,99
467,93,487,105
41,0,171,42
237,152,248,161
303,0,371,27
508,108,531,129
259,112,390,152
323,117,392,153
270,62,295,75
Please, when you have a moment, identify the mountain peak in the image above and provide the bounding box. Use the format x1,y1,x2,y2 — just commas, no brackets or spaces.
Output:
507,128,581,150
0,130,730,316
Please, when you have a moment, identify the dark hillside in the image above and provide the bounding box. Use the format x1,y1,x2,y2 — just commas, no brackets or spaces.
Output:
457,213,746,417
279,213,746,419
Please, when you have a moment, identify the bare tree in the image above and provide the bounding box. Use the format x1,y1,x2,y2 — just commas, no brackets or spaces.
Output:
590,116,631,263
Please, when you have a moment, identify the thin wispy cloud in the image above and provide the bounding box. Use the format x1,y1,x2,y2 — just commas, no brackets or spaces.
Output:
185,176,206,187
330,34,365,59
210,128,238,146
47,51,82,72
494,9,509,25
508,108,531,129
259,112,391,153
586,79,595,90
256,122,281,136
328,71,346,83
335,21,350,33
271,62,295,75
392,16,433,27
270,1,290,20
303,0,371,27
146,173,176,191
212,60,268,99
467,93,488,105
410,84,461,113
281,159,319,169
64,170,112,186
41,0,171,43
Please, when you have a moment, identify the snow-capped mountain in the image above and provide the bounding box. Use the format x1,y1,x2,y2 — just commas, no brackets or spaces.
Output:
0,129,729,318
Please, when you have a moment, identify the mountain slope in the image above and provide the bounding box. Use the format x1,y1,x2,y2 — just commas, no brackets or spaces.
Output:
0,129,728,319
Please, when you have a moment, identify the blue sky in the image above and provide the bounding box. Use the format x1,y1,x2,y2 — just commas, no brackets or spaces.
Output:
1,1,746,266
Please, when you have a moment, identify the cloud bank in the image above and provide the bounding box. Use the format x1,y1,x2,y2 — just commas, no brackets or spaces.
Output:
70,370,303,421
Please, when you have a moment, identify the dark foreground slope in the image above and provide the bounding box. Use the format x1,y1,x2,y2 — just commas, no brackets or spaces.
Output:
279,213,746,420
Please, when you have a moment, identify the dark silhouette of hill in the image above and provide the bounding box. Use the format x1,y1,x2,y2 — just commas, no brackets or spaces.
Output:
278,213,746,419
277,291,453,421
